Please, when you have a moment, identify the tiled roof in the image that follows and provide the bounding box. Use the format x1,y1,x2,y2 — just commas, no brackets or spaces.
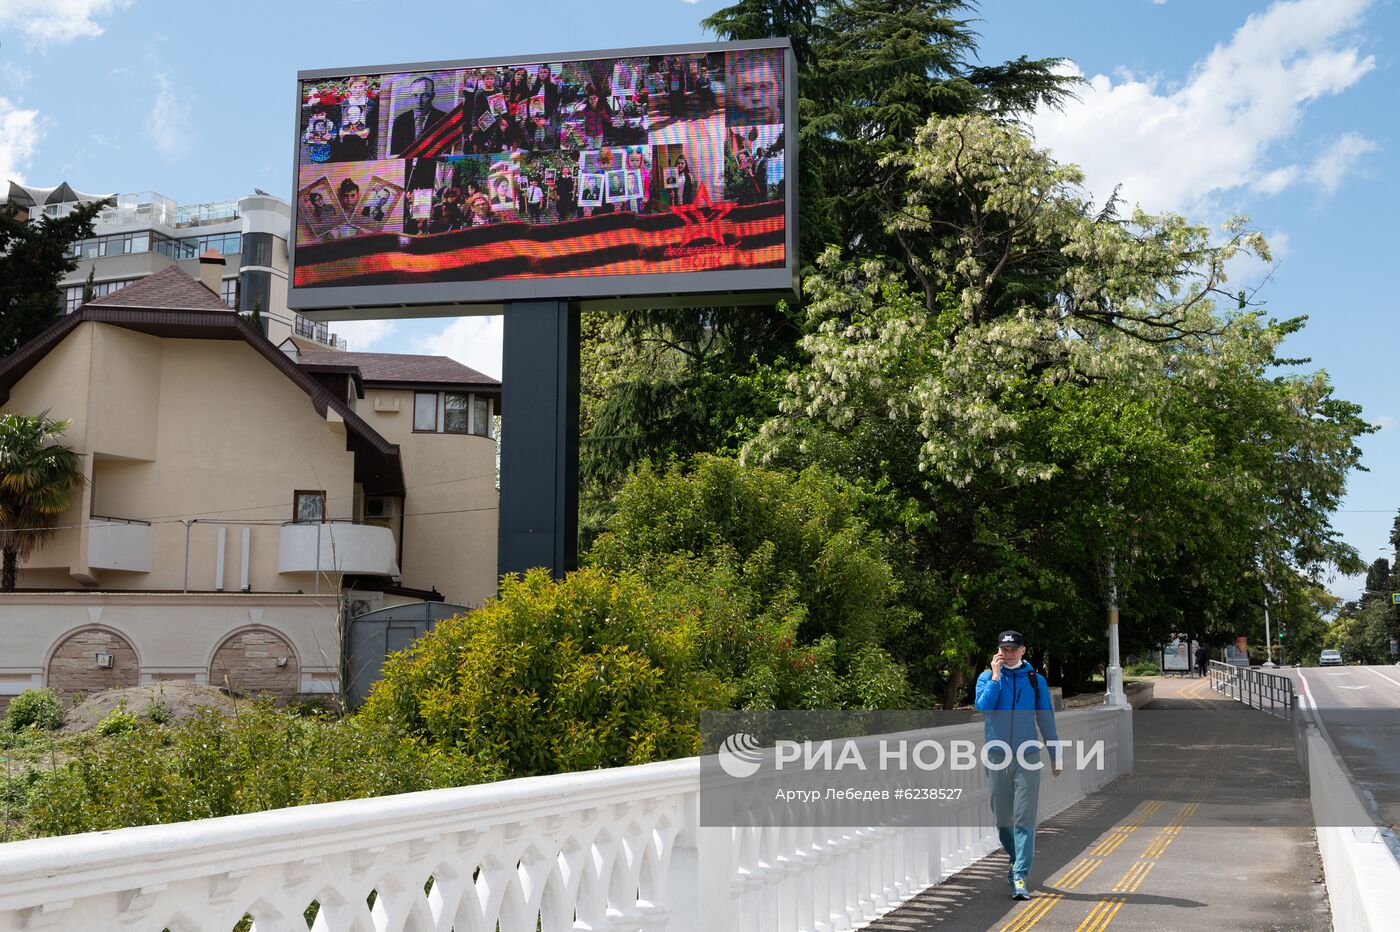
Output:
87,265,231,312
298,351,498,387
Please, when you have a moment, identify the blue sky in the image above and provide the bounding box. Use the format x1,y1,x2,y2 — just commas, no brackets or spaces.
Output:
1,0,1394,600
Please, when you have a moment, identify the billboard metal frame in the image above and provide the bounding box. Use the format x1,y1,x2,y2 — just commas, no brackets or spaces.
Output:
289,37,797,319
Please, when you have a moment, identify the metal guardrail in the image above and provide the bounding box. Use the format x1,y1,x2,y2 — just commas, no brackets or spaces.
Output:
1208,659,1305,771
89,514,151,526
1207,659,1295,719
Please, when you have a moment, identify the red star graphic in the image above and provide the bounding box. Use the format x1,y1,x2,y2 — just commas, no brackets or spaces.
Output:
670,182,736,247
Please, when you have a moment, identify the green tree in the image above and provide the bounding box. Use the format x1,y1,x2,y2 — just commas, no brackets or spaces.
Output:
0,199,109,357
0,413,87,591
746,115,1369,700
81,266,96,306
244,297,264,336
580,1,1079,511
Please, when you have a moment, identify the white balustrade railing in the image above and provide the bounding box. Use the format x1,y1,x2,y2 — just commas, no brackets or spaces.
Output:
0,708,1129,932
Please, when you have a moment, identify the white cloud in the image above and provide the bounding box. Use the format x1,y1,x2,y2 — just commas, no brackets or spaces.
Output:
333,319,396,351
0,97,41,183
146,72,191,159
1372,414,1397,432
1030,0,1376,215
414,316,504,380
0,0,131,48
2,62,33,88
1307,132,1376,193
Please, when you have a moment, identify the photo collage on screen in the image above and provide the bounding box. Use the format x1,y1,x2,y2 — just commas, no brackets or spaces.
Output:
294,47,786,282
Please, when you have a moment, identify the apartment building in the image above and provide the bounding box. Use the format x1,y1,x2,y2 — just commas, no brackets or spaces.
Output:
2,180,346,352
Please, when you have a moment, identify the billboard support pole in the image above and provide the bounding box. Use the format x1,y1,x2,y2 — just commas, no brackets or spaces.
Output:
498,300,580,585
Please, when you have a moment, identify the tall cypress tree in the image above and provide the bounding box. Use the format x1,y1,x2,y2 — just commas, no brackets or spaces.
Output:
0,199,109,357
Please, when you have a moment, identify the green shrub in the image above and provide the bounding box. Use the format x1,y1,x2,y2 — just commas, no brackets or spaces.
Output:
97,706,138,736
3,689,64,732
144,695,173,725
18,702,493,839
1125,661,1161,677
587,457,914,708
360,568,730,777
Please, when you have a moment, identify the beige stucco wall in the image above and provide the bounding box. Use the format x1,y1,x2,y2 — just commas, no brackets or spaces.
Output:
4,323,358,592
0,592,341,698
358,387,499,607
87,323,162,459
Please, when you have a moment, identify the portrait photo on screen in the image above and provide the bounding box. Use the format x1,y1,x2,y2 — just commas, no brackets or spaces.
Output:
577,172,604,207
382,70,464,158
726,48,783,127
725,124,785,205
291,42,791,294
357,176,405,229
646,52,724,135
297,160,407,244
298,177,346,238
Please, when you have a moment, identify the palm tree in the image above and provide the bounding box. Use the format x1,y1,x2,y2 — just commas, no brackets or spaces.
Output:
0,412,86,591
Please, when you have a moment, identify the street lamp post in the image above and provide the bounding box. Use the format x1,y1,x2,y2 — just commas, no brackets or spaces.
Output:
1262,599,1275,668
1106,555,1127,707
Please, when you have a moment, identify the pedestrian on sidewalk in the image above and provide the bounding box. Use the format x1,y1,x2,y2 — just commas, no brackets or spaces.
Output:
974,630,1061,900
1195,644,1209,678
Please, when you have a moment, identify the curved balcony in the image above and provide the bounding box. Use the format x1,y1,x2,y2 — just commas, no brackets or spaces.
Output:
277,521,399,577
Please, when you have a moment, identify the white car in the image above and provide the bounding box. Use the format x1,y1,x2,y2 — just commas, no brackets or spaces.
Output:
1319,649,1343,667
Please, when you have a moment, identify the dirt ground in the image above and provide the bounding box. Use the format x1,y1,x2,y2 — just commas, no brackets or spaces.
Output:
58,683,246,734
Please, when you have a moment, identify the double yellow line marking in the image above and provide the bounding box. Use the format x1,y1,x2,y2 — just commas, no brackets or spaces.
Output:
1076,895,1126,931
999,753,1219,931
1072,757,1224,929
1000,891,1065,931
1111,860,1154,893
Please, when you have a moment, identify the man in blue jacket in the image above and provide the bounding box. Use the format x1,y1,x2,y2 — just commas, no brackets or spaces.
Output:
974,630,1061,900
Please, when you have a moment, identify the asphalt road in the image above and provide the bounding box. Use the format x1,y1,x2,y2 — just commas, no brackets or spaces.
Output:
869,677,1329,931
1293,664,1400,835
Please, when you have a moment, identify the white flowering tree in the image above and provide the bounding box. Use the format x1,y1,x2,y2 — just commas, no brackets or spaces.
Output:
747,115,1370,702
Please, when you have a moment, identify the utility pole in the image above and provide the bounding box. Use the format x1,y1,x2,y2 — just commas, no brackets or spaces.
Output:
181,519,197,592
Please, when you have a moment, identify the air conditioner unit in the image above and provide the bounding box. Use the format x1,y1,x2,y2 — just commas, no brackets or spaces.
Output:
346,590,384,618
95,653,114,669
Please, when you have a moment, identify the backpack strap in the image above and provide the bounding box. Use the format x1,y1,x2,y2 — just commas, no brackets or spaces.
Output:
1028,669,1043,710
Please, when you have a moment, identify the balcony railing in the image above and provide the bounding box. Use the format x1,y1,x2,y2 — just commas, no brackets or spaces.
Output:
87,518,152,573
293,314,345,350
278,520,399,577
0,708,1130,930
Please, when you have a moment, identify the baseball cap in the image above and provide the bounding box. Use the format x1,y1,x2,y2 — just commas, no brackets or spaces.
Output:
997,630,1025,648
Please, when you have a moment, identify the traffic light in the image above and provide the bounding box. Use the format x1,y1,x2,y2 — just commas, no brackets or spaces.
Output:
1278,623,1286,640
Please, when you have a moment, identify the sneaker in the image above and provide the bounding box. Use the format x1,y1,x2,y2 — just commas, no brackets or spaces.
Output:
1012,879,1030,900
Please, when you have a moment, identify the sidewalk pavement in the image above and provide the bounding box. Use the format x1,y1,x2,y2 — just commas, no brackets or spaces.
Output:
867,676,1330,931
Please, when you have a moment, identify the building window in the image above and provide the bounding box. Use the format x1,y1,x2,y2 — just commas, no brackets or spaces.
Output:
414,391,493,437
220,277,239,309
443,392,470,433
64,278,137,313
187,232,241,258
242,232,276,268
471,394,490,436
413,392,437,431
239,270,271,314
293,490,326,523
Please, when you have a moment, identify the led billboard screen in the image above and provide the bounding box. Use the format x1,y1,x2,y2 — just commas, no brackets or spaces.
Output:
289,40,795,313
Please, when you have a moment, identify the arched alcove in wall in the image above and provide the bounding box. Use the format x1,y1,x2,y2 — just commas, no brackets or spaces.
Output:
209,626,301,698
46,626,141,696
